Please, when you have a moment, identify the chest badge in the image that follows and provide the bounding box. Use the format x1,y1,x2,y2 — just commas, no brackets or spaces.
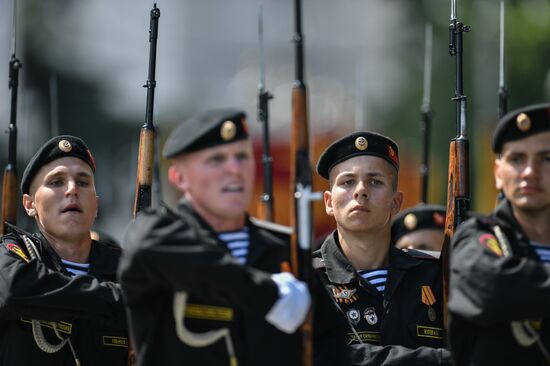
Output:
346,309,361,326
364,307,378,325
331,285,359,304
421,285,437,322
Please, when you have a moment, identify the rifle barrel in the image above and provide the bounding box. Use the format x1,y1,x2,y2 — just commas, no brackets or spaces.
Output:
257,3,275,222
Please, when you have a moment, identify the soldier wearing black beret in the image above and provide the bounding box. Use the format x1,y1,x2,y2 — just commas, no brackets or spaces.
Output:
392,204,446,252
314,131,451,365
0,135,129,365
448,103,550,366
119,109,353,366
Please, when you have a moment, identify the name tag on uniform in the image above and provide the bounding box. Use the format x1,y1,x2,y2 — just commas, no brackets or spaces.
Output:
416,325,444,339
102,336,129,348
348,331,381,343
185,304,234,322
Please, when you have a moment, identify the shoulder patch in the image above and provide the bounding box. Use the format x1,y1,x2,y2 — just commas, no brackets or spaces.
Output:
478,233,503,256
4,242,30,263
402,248,440,260
249,217,293,235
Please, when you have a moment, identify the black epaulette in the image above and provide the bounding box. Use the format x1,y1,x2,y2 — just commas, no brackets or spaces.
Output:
249,217,293,236
401,248,440,260
312,256,326,270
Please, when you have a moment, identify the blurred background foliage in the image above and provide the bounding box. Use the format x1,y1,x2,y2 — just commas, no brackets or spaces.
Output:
0,0,549,242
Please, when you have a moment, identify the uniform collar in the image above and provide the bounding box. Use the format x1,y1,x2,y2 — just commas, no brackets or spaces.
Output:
35,232,120,277
319,231,425,287
493,198,536,256
176,199,270,265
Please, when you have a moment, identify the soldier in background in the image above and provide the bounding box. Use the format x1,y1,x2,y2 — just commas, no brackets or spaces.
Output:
391,204,446,253
0,135,128,365
314,131,450,365
448,103,550,365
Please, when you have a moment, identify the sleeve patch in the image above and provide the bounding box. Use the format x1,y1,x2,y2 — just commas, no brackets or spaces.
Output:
479,234,503,257
5,243,30,263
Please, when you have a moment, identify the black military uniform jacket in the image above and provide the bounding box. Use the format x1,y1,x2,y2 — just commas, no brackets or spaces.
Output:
448,199,550,366
0,227,128,366
119,201,300,366
314,231,451,366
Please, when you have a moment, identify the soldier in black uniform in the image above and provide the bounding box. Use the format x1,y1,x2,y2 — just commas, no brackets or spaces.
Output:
448,103,550,365
392,204,446,252
314,131,451,365
0,135,128,365
119,109,350,366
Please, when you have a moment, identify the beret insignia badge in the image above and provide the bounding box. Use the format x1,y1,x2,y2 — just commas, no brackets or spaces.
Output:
354,136,368,151
221,120,237,141
58,140,72,152
404,213,418,230
516,113,531,132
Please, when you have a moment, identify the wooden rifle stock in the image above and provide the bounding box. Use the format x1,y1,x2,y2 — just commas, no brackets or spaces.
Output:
133,4,160,218
442,0,470,326
289,1,318,364
290,80,314,366
441,138,469,320
1,52,22,235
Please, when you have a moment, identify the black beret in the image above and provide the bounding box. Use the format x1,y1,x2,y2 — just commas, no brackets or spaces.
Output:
163,108,249,158
21,135,96,194
391,204,446,243
492,102,550,153
316,131,399,180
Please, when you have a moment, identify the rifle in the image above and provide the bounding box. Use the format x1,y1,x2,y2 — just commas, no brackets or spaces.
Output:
133,4,160,217
498,0,508,119
441,0,471,324
1,1,22,235
257,3,275,222
420,22,433,204
289,1,321,365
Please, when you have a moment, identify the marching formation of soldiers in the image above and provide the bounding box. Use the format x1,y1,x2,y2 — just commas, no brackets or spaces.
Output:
0,2,549,366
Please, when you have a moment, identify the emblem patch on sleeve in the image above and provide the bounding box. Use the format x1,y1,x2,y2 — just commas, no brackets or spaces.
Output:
479,234,503,257
5,243,30,263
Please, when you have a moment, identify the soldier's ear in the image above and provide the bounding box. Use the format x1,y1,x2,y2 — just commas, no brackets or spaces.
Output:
168,164,187,192
494,158,503,190
391,191,403,215
22,194,37,217
324,190,334,217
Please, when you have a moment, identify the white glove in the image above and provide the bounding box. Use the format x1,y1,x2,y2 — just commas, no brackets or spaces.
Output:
265,272,311,334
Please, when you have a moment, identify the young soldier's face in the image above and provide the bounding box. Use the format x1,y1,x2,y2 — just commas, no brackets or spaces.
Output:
23,157,98,240
494,131,550,212
324,155,403,234
169,140,255,229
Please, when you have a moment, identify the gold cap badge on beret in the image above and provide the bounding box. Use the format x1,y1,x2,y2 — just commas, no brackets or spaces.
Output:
516,113,531,132
354,136,368,151
220,120,237,141
404,213,418,230
58,140,72,152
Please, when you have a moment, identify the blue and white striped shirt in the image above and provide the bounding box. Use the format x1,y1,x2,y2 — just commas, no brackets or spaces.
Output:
61,259,90,277
531,242,550,263
357,268,388,292
218,229,250,265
